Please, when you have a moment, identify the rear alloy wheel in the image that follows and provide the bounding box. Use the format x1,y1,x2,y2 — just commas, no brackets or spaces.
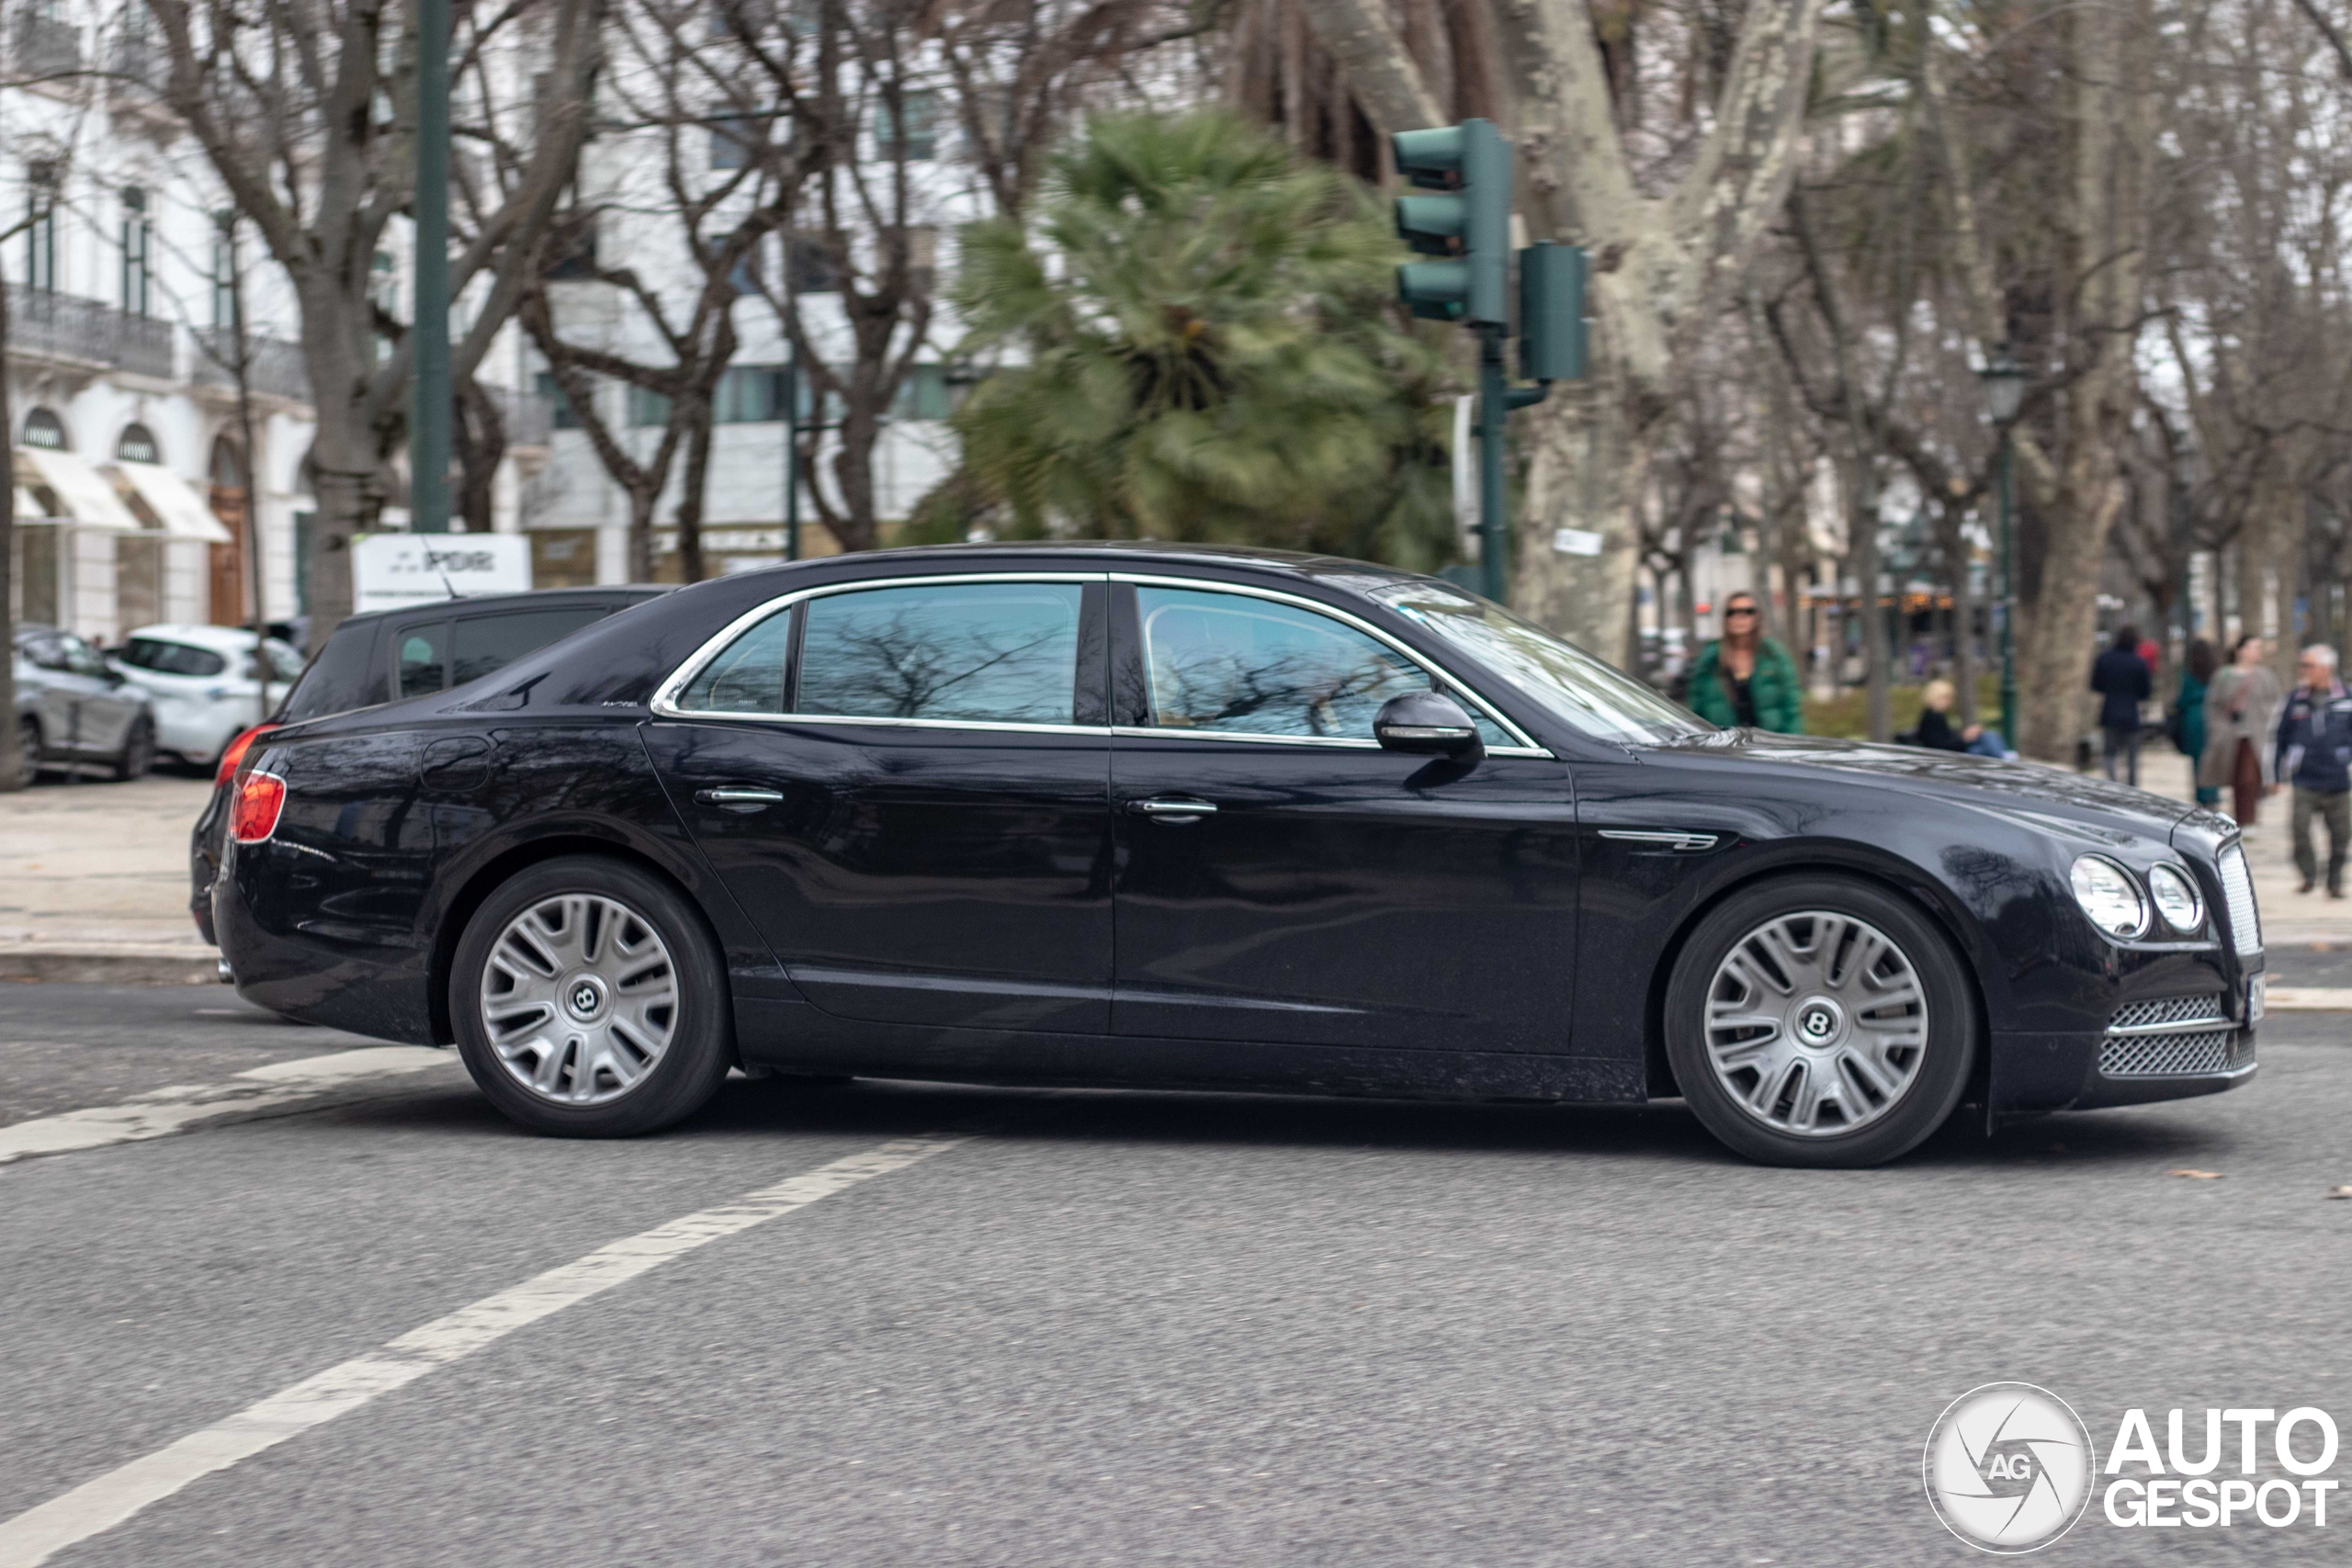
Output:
452,856,732,1136
1665,876,1976,1168
111,716,154,782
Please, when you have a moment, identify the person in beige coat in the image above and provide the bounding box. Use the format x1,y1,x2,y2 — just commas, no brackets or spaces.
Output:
2200,635,2286,824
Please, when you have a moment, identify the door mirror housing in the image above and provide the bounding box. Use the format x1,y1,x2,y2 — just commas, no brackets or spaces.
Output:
1374,691,1483,758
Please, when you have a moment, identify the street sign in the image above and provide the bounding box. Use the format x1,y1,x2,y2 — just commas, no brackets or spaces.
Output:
354,532,531,611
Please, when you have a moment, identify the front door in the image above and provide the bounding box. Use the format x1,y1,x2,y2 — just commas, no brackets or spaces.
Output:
647,576,1115,1032
1109,581,1578,1052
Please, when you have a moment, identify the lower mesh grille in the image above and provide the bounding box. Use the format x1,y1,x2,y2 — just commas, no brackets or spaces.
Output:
2108,995,2228,1032
2098,1029,2244,1078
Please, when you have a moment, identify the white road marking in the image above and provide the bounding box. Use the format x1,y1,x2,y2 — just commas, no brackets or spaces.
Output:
0,1135,962,1567
0,1048,457,1167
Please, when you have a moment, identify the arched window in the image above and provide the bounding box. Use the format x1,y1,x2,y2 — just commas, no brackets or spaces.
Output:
209,435,248,490
117,423,160,464
22,408,68,449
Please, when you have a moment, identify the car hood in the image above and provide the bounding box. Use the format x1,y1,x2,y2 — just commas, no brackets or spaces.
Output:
1642,729,2201,846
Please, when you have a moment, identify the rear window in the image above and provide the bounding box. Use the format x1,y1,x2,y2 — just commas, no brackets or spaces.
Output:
121,638,228,678
450,607,609,686
398,621,452,697
277,622,389,722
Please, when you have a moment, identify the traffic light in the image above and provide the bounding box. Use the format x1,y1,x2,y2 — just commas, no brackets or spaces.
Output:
1519,241,1588,383
1392,120,1510,326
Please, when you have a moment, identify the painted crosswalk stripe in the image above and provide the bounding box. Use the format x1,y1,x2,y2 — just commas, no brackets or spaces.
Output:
0,1134,963,1567
0,1047,459,1167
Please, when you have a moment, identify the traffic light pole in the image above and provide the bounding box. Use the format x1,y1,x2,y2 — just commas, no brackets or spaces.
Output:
1476,326,1509,604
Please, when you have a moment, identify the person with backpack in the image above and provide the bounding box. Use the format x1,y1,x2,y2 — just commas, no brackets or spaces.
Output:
2173,638,2219,808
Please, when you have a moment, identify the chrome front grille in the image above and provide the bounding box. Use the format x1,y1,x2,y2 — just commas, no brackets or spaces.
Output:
2218,842,2262,955
2099,992,2249,1077
2108,995,2229,1032
2099,1030,2239,1077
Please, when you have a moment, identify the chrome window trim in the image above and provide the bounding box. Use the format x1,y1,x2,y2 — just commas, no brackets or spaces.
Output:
1113,572,1548,755
650,567,1552,756
649,572,1105,723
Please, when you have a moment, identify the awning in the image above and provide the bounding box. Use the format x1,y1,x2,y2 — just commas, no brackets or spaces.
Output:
16,447,141,531
112,460,235,543
12,488,60,523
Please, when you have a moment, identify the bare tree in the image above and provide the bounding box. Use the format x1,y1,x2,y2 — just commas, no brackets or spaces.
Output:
146,0,602,648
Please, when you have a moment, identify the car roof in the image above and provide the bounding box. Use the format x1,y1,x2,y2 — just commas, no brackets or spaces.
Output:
335,586,673,630
718,541,1429,592
120,623,280,650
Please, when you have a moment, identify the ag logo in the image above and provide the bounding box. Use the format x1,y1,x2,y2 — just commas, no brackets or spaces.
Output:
1924,1382,2098,1553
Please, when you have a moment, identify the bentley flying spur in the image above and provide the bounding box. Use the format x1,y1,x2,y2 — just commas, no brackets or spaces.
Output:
212,546,2265,1167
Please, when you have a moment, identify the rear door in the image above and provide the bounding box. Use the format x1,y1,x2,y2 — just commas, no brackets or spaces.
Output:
645,574,1116,1032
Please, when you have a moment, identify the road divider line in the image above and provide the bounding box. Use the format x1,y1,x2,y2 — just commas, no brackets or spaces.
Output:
0,1134,964,1568
0,1047,458,1167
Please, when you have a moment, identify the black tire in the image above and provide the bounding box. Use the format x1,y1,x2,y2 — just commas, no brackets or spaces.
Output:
450,855,734,1136
1663,874,1977,1168
111,716,155,782
15,717,40,789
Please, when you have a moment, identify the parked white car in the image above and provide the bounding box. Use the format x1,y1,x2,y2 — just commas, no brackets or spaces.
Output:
110,625,308,771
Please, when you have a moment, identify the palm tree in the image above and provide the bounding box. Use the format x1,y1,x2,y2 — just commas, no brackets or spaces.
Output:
948,110,1458,568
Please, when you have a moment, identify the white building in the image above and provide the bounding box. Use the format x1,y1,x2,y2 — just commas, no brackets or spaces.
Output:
4,0,322,645
519,65,980,581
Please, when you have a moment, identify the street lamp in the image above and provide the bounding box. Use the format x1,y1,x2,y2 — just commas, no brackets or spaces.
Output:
1979,349,2028,752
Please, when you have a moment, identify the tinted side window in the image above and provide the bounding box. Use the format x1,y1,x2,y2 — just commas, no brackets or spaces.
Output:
677,607,795,713
397,621,451,697
1136,586,1431,740
450,607,610,686
279,623,388,720
797,582,1082,724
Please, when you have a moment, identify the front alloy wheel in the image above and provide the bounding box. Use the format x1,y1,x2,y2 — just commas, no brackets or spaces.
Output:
1702,911,1928,1137
1666,875,1976,1168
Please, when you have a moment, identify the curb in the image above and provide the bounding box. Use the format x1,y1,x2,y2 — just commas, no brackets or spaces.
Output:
0,946,223,987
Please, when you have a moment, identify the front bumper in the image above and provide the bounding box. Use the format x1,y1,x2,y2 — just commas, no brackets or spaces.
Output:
1990,948,2262,1117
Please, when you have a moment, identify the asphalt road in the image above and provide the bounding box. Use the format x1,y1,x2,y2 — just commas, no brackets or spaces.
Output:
2,979,2348,1565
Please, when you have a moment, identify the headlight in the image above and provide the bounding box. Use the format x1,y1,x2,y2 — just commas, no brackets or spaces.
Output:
2147,863,2204,933
2070,855,2150,939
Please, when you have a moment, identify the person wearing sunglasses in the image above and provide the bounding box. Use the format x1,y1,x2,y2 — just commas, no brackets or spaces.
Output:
1683,591,1805,733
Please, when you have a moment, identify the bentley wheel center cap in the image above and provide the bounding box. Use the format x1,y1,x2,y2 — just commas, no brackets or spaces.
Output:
563,975,610,1023
1794,998,1844,1046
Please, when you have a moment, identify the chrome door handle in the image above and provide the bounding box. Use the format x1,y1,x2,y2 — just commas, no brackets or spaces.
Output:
1128,796,1217,819
695,786,785,806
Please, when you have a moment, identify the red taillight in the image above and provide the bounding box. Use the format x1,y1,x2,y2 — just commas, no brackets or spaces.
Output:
230,771,288,844
215,722,280,785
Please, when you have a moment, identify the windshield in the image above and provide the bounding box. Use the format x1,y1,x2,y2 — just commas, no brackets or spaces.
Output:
1370,580,1711,745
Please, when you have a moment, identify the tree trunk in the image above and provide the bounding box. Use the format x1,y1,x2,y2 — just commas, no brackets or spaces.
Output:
2013,0,2154,760
1512,369,1646,661
0,269,18,791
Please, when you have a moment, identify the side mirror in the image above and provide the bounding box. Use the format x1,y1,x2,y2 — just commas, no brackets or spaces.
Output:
1374,691,1483,758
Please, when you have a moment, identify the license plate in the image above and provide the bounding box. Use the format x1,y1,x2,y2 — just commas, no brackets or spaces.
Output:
2248,974,2267,1023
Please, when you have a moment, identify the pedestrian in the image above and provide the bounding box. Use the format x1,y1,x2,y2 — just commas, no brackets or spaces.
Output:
1684,591,1805,733
2175,638,2220,809
2089,624,2153,785
1910,679,2014,757
2201,635,2285,826
2275,645,2352,897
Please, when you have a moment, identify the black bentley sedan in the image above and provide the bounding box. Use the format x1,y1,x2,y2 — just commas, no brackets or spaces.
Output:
211,545,2264,1167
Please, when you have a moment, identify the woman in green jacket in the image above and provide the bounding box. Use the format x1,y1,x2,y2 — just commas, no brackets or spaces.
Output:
1684,592,1805,733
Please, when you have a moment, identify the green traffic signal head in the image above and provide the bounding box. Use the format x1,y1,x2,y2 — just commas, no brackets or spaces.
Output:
1396,260,1468,321
1391,126,1466,190
1394,193,1464,256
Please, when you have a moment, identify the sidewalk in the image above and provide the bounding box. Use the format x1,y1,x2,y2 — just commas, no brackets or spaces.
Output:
0,746,2347,985
0,774,219,983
